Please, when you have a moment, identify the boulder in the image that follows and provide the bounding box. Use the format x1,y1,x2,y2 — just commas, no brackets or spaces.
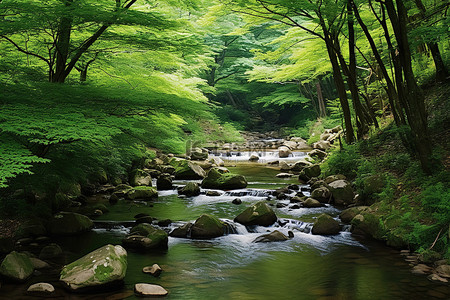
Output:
331,125,342,133
249,154,260,162
201,168,247,190
134,283,168,297
60,245,127,292
436,265,450,278
304,164,321,178
339,206,369,223
179,182,200,197
27,283,55,295
48,212,93,236
123,224,168,251
324,175,347,184
0,251,34,281
169,158,206,179
290,137,306,143
129,169,152,187
232,198,242,205
328,180,354,206
169,223,193,238
253,230,289,243
39,243,62,260
279,161,291,171
278,146,292,158
191,214,225,239
206,190,221,196
310,187,331,203
350,213,384,240
126,186,158,201
312,214,340,235
190,147,209,161
208,157,225,167
156,174,173,190
143,264,162,277
309,149,327,160
234,201,277,226
30,258,50,269
313,140,331,151
303,198,323,208
291,160,312,172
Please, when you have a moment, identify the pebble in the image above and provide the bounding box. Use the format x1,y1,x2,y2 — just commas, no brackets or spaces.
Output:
143,264,162,277
27,282,55,294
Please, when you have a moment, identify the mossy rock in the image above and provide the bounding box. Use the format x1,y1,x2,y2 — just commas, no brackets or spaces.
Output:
328,180,355,206
123,224,168,250
169,158,206,179
48,212,93,236
201,168,247,190
339,206,369,223
126,186,158,201
234,201,277,226
169,223,193,238
52,193,72,212
310,187,331,203
60,244,127,292
304,164,321,179
191,214,225,239
129,169,152,187
351,213,384,240
303,198,324,208
312,214,340,235
0,251,34,282
179,182,200,197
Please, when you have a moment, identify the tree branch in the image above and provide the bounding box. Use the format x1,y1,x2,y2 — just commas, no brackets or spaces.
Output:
0,35,50,65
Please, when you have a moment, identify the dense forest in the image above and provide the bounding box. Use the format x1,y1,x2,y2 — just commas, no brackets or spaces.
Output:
0,0,449,298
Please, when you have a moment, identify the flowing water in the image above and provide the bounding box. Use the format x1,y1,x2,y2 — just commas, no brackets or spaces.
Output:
1,162,449,299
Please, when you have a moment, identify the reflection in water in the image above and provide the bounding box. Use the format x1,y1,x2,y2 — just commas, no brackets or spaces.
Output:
1,164,449,300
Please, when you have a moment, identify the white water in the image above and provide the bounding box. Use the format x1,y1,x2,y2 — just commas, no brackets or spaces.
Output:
209,150,309,163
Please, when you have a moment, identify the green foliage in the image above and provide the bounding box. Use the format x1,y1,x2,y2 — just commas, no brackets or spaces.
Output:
322,144,362,179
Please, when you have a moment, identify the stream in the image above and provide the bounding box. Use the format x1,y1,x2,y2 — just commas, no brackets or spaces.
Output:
1,159,449,299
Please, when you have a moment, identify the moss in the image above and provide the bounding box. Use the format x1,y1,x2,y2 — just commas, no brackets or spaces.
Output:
94,264,115,281
191,214,224,239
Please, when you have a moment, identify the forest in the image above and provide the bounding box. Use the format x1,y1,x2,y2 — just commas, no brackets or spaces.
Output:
0,0,449,299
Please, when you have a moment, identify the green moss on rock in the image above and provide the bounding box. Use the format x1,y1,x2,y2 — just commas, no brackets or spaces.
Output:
191,214,225,239
0,251,34,281
234,201,277,226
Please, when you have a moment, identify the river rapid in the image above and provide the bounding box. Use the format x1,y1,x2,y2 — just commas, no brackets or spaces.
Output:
1,154,449,299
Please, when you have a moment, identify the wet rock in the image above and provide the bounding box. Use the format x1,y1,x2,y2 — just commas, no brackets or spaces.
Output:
253,230,289,243
123,224,168,251
310,187,331,203
48,212,93,236
156,174,173,190
30,258,50,269
60,244,127,292
157,219,172,227
0,251,34,282
303,198,324,208
276,203,288,208
201,167,247,190
290,204,301,209
276,192,288,200
39,243,62,260
191,214,225,239
287,184,299,191
428,274,448,283
312,214,340,235
143,264,162,277
278,146,292,158
234,201,277,227
232,198,242,205
328,180,354,206
208,157,225,167
135,216,154,224
290,196,304,203
129,169,152,187
134,283,168,297
436,265,450,278
304,164,321,178
411,264,433,275
169,157,206,179
179,182,201,197
125,186,158,201
310,180,329,191
350,213,384,240
249,154,260,162
169,223,193,238
27,282,55,295
206,190,221,196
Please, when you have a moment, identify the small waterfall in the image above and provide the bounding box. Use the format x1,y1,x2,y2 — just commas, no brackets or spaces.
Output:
222,190,272,198
209,150,308,163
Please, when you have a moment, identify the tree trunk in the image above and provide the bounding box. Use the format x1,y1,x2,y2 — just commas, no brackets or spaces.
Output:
52,0,73,83
316,82,326,117
385,0,432,173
